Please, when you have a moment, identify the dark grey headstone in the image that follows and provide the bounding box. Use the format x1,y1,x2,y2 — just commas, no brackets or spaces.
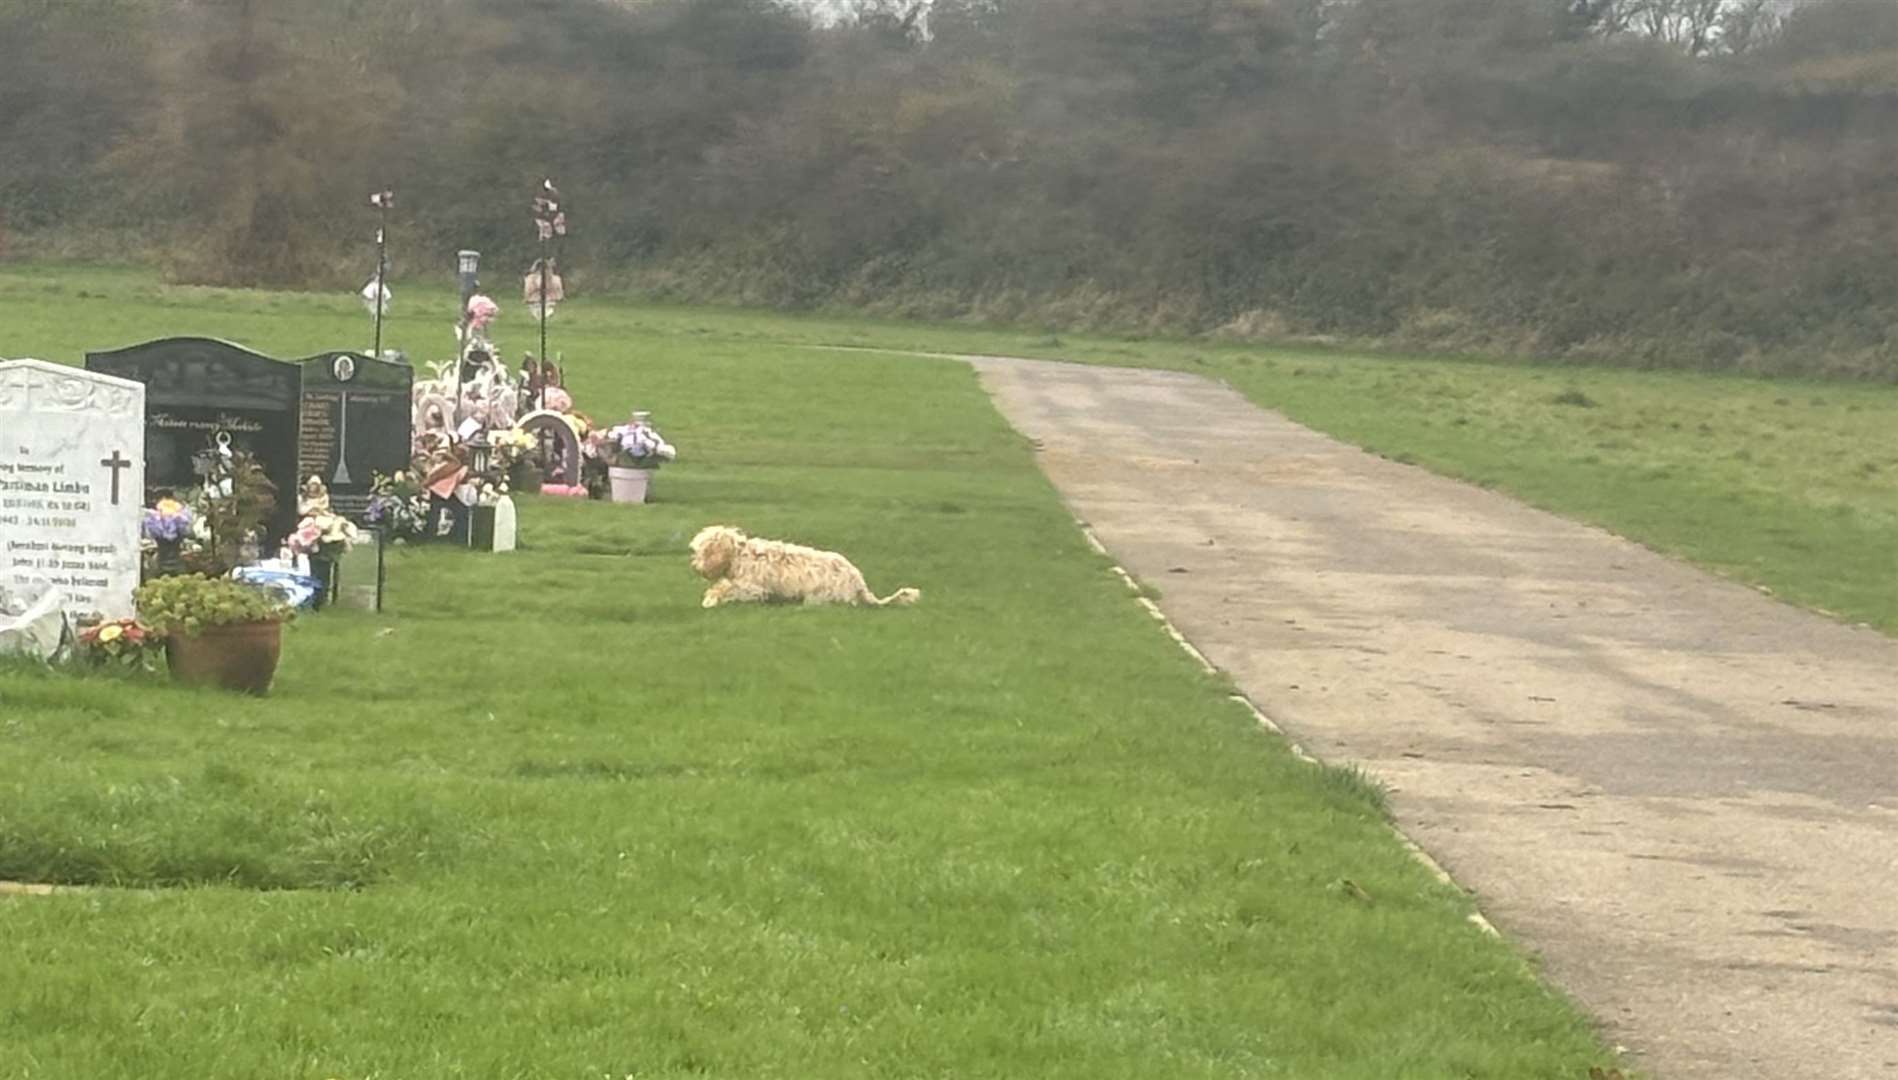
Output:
85,338,301,540
296,351,414,518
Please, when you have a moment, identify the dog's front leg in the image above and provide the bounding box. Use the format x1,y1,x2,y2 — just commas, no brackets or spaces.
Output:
702,580,737,608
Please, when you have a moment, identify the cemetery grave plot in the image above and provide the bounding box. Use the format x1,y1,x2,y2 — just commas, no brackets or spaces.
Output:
85,337,412,543
0,359,145,621
296,350,414,518
84,338,302,541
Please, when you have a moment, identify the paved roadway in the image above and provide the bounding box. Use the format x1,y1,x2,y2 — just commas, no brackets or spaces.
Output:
968,355,1898,1080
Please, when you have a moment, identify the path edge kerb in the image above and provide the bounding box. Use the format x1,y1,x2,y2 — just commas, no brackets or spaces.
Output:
808,343,1503,933
1070,520,1501,939
812,343,1505,936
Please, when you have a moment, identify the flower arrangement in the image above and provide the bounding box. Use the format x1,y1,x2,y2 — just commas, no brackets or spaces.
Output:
467,294,499,334
288,509,364,559
489,426,537,457
465,475,509,507
142,498,194,543
487,425,543,494
134,575,292,639
287,476,364,561
487,425,534,480
76,618,164,671
364,471,429,539
141,495,200,577
587,413,677,470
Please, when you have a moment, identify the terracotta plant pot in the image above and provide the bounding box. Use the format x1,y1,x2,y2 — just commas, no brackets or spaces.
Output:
607,466,652,504
165,620,284,695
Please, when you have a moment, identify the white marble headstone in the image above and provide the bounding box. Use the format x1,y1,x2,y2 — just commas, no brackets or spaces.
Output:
0,359,146,620
491,495,517,553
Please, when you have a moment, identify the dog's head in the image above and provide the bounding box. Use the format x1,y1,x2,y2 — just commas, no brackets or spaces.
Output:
689,525,746,579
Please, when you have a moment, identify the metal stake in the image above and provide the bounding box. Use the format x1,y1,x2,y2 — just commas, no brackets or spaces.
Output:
372,217,387,361
370,189,394,361
538,245,549,410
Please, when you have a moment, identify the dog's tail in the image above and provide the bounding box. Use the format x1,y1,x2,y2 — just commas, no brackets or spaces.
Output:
870,587,921,607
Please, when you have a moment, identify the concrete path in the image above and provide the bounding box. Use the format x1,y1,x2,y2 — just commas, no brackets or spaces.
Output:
967,356,1898,1080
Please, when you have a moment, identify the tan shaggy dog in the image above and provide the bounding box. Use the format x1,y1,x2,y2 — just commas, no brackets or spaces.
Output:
689,525,921,608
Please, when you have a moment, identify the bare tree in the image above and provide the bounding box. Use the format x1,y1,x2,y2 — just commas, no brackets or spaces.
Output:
1584,0,1782,54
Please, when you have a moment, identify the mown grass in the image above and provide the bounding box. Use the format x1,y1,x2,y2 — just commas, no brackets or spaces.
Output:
0,267,1612,1077
717,309,1898,636
74,259,1874,636
1187,353,1898,634
25,265,1883,634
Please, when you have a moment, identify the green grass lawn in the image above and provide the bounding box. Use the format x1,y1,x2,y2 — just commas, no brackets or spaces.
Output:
24,265,1882,633
1174,352,1898,635
0,268,1611,1078
658,307,1898,638
620,301,1898,637
11,264,1897,632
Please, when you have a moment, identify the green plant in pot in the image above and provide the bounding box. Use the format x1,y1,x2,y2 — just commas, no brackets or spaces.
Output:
135,575,293,694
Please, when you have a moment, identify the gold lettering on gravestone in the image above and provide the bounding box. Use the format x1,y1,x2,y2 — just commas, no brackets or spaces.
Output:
149,411,265,434
299,392,339,482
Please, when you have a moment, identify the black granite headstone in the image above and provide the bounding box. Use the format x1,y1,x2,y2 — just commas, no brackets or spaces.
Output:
295,351,414,518
85,338,302,541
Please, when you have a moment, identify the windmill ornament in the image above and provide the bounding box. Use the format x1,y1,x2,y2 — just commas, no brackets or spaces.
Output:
532,179,567,243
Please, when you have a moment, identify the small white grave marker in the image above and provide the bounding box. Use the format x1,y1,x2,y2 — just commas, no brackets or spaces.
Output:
0,359,146,620
491,495,518,553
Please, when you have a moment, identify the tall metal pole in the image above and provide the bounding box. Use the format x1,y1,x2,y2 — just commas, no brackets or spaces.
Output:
370,189,394,360
532,178,565,412
538,239,549,403
455,249,480,431
373,207,387,361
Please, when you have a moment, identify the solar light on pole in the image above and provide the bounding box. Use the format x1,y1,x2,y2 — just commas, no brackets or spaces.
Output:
456,249,481,346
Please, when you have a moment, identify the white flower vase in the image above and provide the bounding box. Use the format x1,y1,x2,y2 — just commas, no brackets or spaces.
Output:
607,466,651,504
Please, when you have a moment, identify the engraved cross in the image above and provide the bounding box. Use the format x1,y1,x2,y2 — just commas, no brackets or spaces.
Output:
100,450,133,506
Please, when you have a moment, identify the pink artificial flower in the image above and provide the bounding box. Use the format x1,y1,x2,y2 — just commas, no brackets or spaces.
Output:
289,520,323,554
467,294,499,330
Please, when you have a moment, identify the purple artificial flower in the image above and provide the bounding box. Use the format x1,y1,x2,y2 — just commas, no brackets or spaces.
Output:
142,499,194,543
